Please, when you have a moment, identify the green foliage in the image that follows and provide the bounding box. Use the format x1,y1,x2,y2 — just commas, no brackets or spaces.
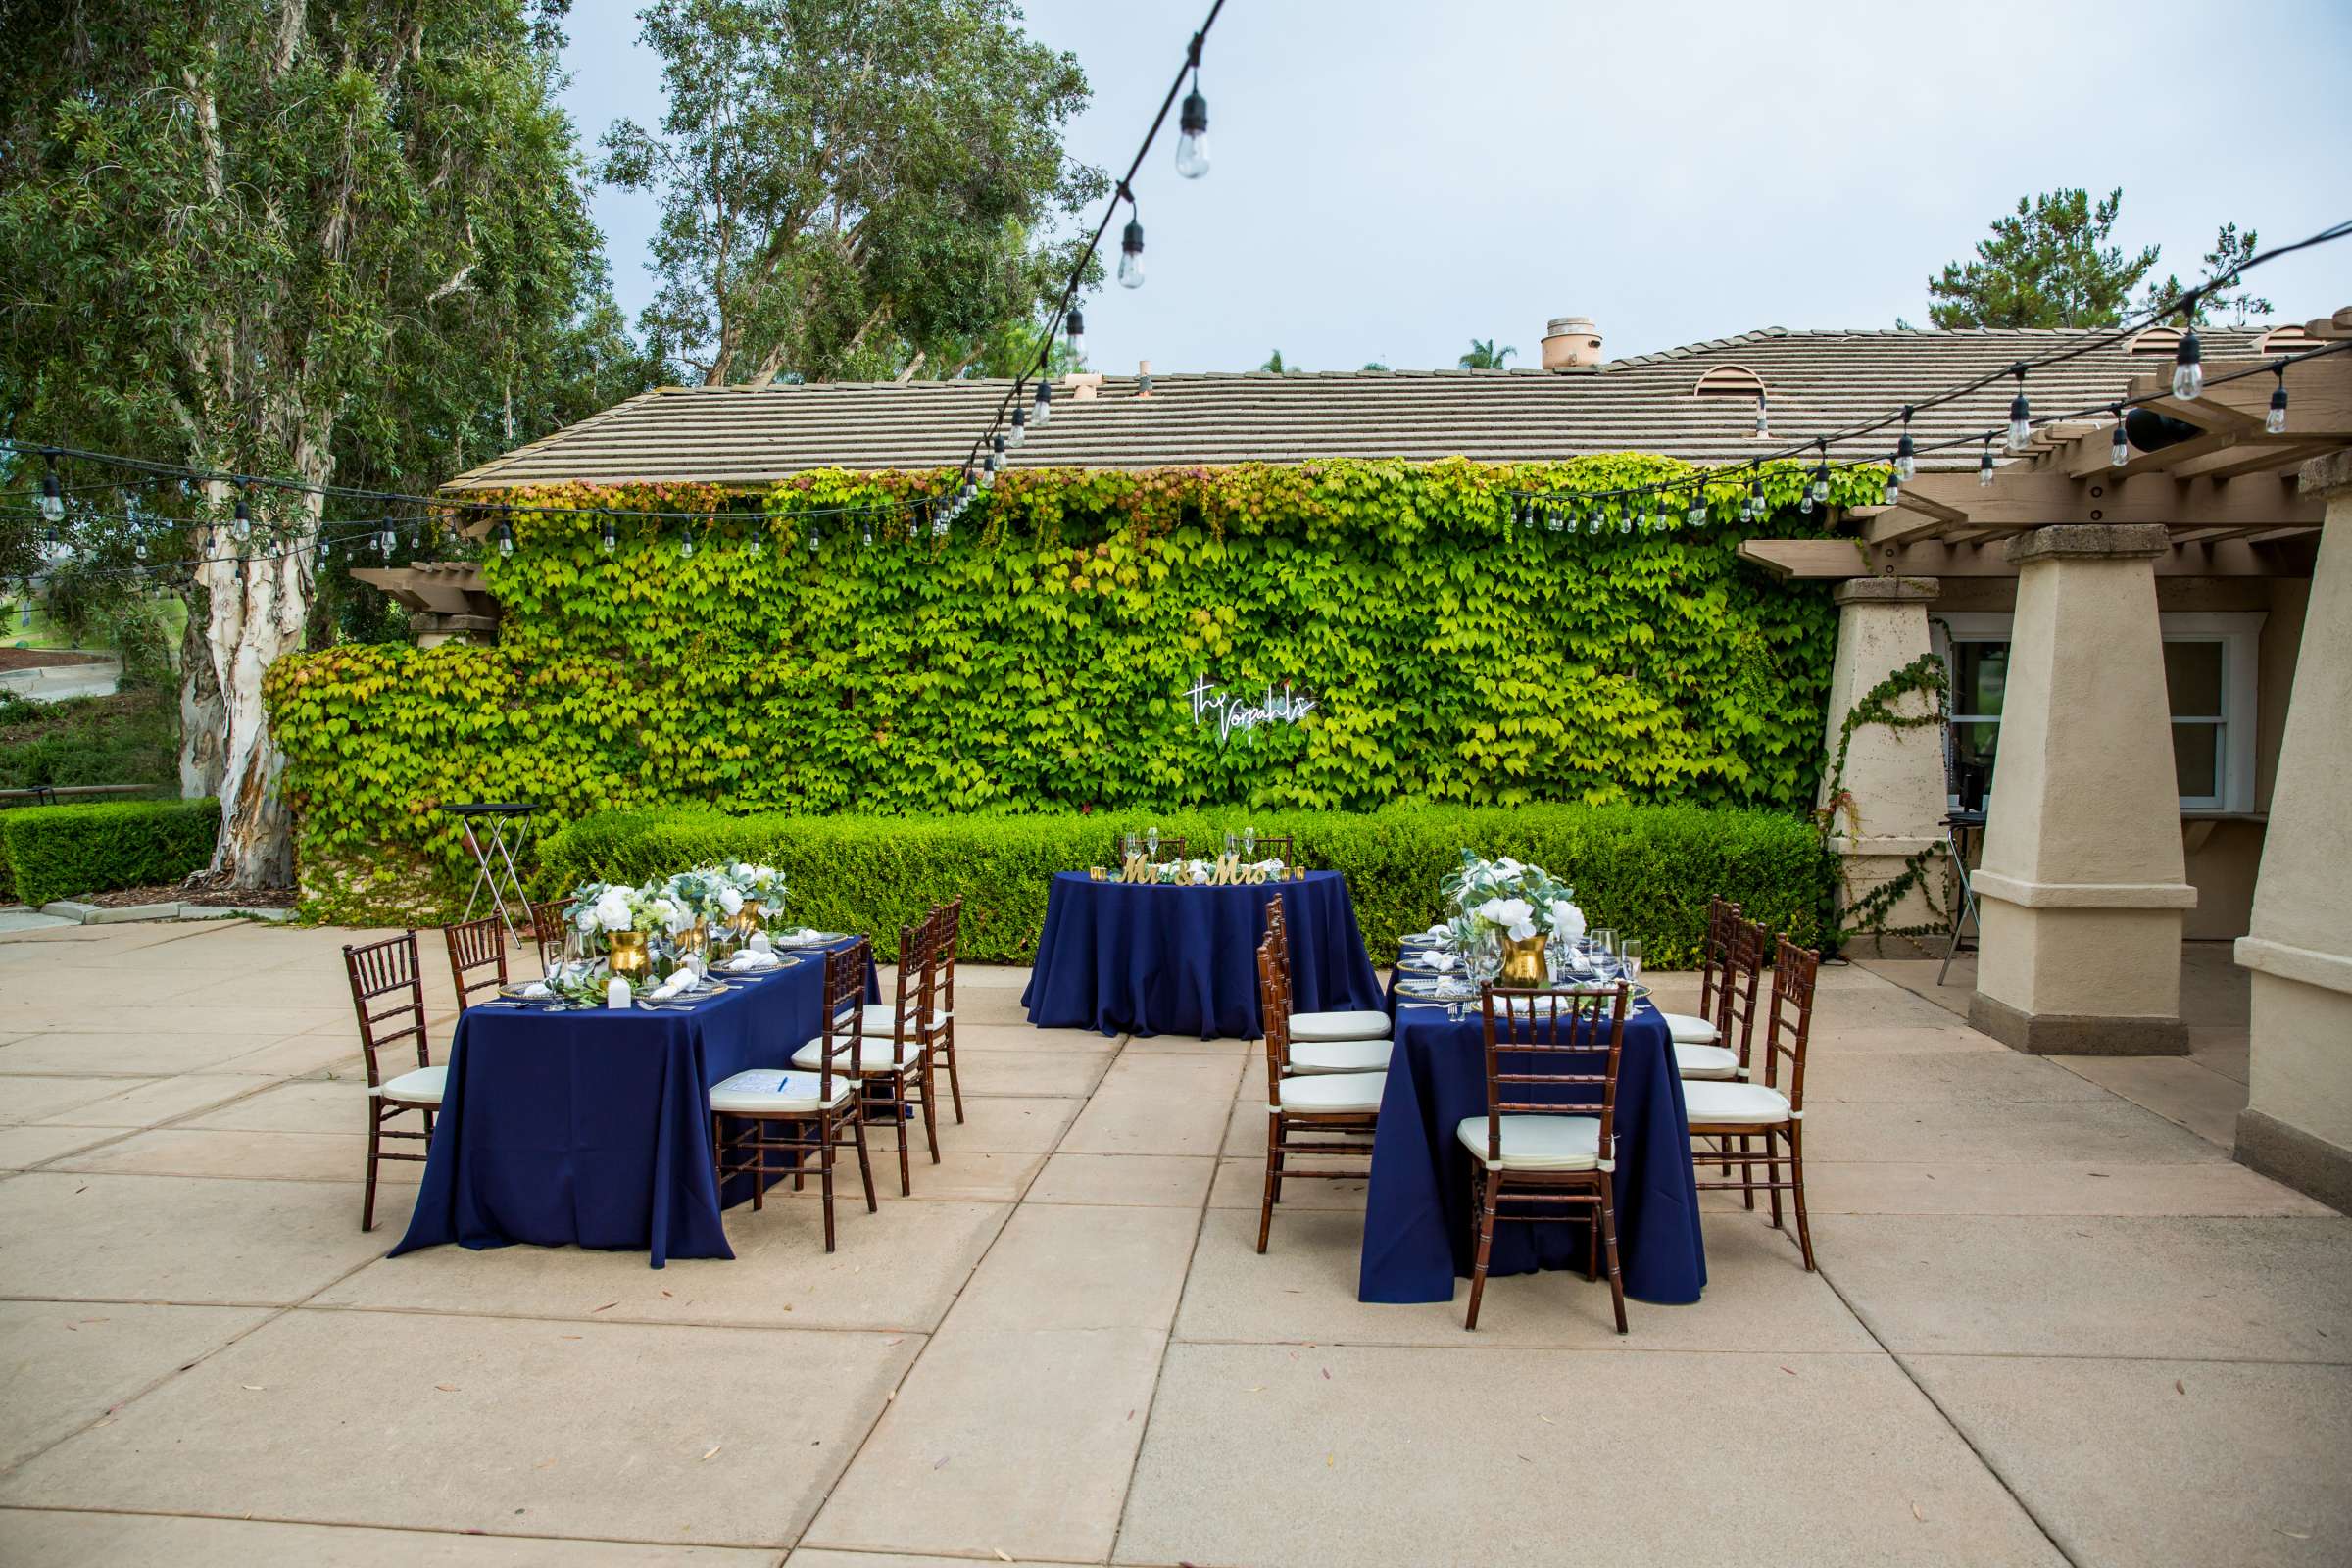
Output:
268,458,1875,917
1928,187,2160,329
2143,221,2273,327
600,0,1102,384
537,803,1833,968
0,689,178,792
0,799,219,907
1458,339,1517,369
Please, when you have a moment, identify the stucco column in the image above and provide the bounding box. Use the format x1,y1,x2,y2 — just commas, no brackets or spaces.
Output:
2235,453,2352,1212
1968,524,2195,1054
1819,577,1948,956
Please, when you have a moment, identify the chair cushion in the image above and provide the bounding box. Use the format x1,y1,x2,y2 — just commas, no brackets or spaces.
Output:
791,1035,925,1073
709,1069,856,1115
1288,1009,1394,1042
1287,1037,1393,1075
1674,1043,1741,1081
1454,1113,1607,1171
1658,1010,1720,1045
371,1065,446,1104
1271,1070,1386,1116
1683,1080,1796,1125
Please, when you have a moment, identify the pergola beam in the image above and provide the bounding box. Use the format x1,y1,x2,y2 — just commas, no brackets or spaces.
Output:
1741,534,2316,580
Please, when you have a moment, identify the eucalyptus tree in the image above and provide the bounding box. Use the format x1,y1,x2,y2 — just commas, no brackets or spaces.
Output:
601,0,1103,386
0,0,623,887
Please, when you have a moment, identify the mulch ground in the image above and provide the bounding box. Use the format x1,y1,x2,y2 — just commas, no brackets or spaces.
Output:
0,647,110,671
81,881,299,909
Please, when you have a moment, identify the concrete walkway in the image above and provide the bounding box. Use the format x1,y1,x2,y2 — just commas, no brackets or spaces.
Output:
1,920,2346,1565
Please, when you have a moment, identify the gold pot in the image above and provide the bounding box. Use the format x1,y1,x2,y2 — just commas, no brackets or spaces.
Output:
607,930,652,982
1499,932,1548,987
727,907,761,940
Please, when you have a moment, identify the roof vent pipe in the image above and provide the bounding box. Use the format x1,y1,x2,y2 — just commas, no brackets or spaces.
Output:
1541,316,1603,370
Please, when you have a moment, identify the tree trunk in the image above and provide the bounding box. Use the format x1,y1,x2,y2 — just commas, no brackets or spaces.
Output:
176,578,225,801
187,450,325,889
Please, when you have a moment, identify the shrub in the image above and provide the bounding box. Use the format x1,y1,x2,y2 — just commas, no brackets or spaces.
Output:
535,802,1832,968
0,798,220,906
0,687,179,791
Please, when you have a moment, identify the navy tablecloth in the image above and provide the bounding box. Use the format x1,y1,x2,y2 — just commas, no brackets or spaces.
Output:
1021,870,1383,1038
1357,989,1707,1305
392,939,879,1268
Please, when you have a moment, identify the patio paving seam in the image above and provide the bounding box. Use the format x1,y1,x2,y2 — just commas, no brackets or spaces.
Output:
0,1504,797,1564
1103,1123,1217,1567
292,1301,953,1340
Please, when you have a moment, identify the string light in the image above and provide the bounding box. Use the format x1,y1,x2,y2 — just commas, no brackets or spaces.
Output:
2173,326,2204,400
1008,401,1027,448
1032,380,1053,429
677,523,695,559
1883,461,1900,507
1893,407,1917,481
1978,436,1995,488
2005,364,2033,454
379,518,398,556
600,512,616,553
1175,37,1210,177
1685,486,1707,528
493,517,514,557
38,452,65,523
1065,306,1086,364
232,482,253,544
1744,476,1763,520
806,521,820,555
1117,199,1146,291
2110,407,2130,468
2268,362,2289,434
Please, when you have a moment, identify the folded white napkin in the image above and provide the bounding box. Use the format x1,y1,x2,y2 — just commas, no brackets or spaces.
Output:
519,981,552,999
725,950,779,971
1423,923,1449,941
1424,951,1456,973
650,968,698,1000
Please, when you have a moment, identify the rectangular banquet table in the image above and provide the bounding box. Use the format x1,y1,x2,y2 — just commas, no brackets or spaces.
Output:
1021,869,1383,1039
392,938,879,1268
1356,984,1708,1305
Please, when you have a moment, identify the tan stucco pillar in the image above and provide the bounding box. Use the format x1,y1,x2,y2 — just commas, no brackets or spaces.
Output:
1969,524,2194,1054
1819,577,1948,956
2236,453,2352,1212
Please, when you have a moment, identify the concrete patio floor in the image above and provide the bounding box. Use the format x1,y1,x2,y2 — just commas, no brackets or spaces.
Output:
2,918,2347,1566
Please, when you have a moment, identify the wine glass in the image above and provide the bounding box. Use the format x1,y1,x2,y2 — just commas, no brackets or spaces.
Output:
1124,831,1141,862
1146,825,1159,858
1592,928,1617,977
1619,939,1643,985
1243,824,1256,858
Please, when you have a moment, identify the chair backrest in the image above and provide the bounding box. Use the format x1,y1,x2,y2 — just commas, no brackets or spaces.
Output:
1474,983,1630,1168
1717,914,1770,1071
528,900,569,974
1759,936,1819,1111
810,940,870,1102
884,918,935,1045
1264,889,1287,941
1115,833,1186,860
343,931,430,1090
1255,937,1296,1107
1696,897,1741,1027
927,898,961,1024
1251,833,1295,860
443,916,509,1015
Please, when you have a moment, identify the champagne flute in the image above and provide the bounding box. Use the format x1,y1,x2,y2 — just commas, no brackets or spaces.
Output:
1146,825,1159,858
1224,829,1239,858
1243,824,1256,858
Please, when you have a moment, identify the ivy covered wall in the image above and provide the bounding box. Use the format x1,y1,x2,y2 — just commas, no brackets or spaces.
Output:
267,456,1874,917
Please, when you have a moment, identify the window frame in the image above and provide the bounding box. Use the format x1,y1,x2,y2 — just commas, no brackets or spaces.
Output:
1928,611,2263,813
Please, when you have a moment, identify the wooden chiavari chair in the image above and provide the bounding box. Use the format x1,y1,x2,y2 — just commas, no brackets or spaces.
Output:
528,899,570,975
926,898,964,1123
1261,891,1391,1060
712,940,875,1251
442,915,509,1016
1463,981,1633,1333
1686,936,1819,1270
1661,896,1740,1070
1249,832,1294,861
1253,933,1385,1252
796,919,937,1195
342,931,445,1232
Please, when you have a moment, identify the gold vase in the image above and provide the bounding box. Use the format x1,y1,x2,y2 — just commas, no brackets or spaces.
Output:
607,930,651,982
727,907,761,941
1499,932,1548,987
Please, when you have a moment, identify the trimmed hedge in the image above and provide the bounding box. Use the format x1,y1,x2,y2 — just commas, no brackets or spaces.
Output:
0,799,220,906
536,802,1832,968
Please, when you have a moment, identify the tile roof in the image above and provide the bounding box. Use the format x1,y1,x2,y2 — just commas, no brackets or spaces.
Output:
444,324,2284,492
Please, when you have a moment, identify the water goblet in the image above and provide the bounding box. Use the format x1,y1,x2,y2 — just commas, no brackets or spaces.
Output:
1620,939,1643,985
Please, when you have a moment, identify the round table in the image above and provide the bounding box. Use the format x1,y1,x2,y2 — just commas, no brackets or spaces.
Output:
1021,870,1383,1038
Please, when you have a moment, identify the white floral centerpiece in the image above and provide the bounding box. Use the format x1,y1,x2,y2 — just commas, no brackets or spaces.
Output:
1447,851,1584,943
565,880,682,938
723,861,789,924
662,868,736,928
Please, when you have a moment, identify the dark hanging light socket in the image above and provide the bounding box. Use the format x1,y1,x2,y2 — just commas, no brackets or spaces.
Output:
1008,399,1028,448
1065,308,1086,364
2267,362,2289,434
1894,407,1917,481
2172,325,2204,400
1117,214,1146,290
2005,364,2033,453
37,451,64,523
600,512,617,553
2110,406,2131,468
1175,35,1210,178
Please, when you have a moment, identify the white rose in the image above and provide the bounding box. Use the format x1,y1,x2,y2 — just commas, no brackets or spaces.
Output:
1506,917,1539,941
717,885,744,916
592,891,633,931
1551,901,1586,942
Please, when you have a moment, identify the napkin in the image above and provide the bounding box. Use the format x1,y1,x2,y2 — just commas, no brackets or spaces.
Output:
1422,923,1449,941
650,968,698,1000
519,981,552,999
725,950,779,971
1424,951,1456,973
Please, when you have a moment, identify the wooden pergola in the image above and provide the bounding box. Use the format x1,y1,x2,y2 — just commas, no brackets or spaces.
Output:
1741,308,2352,581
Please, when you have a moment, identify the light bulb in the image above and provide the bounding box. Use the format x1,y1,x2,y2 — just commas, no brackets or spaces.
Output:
678,528,695,558
380,522,398,555
37,457,64,523
2006,391,2032,454
1617,506,1633,533
1885,469,1901,506
1810,465,1831,505
1008,402,1027,448
497,524,514,557
1175,86,1210,177
1894,429,1917,481
2172,329,2203,400
1978,441,1995,488
1117,218,1145,289
232,494,252,543
2110,412,2130,468
746,528,763,558
1686,490,1707,527
861,514,875,547
2267,369,2288,435
600,514,616,552
1512,498,1530,528
806,525,819,555
1032,380,1053,429
1798,491,1813,516
1066,307,1086,364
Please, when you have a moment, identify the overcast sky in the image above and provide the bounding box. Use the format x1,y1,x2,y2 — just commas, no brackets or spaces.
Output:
558,0,2352,376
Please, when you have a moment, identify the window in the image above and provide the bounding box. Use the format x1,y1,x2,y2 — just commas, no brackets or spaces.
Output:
1931,612,2263,812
